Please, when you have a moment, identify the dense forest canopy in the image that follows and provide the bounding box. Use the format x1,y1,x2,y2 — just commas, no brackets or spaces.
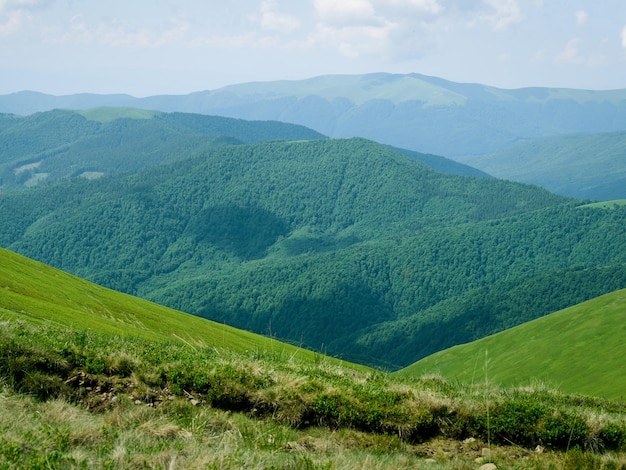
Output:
2,133,626,368
0,109,325,189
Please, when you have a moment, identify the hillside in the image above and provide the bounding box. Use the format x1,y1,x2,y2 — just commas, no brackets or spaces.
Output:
2,136,626,368
0,247,335,362
469,131,626,200
3,73,626,160
0,108,486,190
2,248,626,468
399,287,626,401
0,108,325,189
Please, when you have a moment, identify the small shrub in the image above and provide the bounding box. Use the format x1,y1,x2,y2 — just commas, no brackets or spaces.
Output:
598,422,626,451
471,398,547,448
312,392,353,428
20,372,70,401
84,356,106,375
538,412,587,450
104,353,136,377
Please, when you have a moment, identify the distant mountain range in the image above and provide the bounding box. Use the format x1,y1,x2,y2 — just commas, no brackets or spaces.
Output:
468,131,626,200
3,72,626,200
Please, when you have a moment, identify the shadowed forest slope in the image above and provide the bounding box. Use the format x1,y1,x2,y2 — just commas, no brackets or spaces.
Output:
2,137,626,368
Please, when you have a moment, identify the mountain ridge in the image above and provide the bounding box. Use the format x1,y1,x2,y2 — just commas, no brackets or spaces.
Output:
3,72,626,157
0,108,487,190
4,73,626,201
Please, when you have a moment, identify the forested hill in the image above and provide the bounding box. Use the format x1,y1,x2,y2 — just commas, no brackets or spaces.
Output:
5,74,626,200
2,137,626,368
0,107,487,190
0,108,325,189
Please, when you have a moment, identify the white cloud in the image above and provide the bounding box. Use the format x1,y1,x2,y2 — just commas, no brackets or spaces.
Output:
311,20,396,58
0,0,49,35
314,0,382,27
557,38,582,64
481,0,524,30
0,8,26,34
192,32,258,49
257,0,300,34
0,0,47,12
373,0,443,15
309,0,447,60
575,10,588,26
45,15,190,48
310,0,394,58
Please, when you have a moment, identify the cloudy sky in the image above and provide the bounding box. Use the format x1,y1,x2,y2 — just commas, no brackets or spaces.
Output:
1,0,625,96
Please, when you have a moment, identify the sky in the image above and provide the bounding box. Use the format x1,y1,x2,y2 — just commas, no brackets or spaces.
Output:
1,0,625,96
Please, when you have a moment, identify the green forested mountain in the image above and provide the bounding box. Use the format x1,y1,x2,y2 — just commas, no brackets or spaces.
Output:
0,108,325,189
0,107,486,190
469,131,626,200
399,287,626,401
2,136,626,368
5,74,626,200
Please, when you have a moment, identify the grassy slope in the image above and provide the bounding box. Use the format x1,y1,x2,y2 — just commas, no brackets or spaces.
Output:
77,107,161,122
398,288,626,401
0,247,355,366
580,200,626,209
3,250,626,468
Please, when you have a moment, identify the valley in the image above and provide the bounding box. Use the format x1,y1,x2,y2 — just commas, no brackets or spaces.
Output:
3,127,626,368
1,76,626,468
2,247,626,468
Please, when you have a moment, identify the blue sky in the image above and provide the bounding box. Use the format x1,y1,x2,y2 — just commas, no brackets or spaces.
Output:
1,0,625,96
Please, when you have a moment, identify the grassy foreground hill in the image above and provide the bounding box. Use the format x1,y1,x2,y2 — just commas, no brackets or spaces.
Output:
399,288,626,401
3,248,626,468
0,247,335,361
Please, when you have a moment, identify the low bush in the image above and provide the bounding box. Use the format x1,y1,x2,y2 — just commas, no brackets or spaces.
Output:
1,317,625,460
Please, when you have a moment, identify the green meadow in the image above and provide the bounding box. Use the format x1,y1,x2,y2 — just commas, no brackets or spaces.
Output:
2,247,626,468
400,288,626,401
0,247,347,365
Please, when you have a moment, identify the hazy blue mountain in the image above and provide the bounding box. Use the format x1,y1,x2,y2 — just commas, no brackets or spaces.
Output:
468,131,626,200
3,73,626,160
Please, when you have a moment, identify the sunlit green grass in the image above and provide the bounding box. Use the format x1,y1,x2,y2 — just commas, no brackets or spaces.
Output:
0,247,357,367
2,247,626,468
579,199,626,209
399,288,626,401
